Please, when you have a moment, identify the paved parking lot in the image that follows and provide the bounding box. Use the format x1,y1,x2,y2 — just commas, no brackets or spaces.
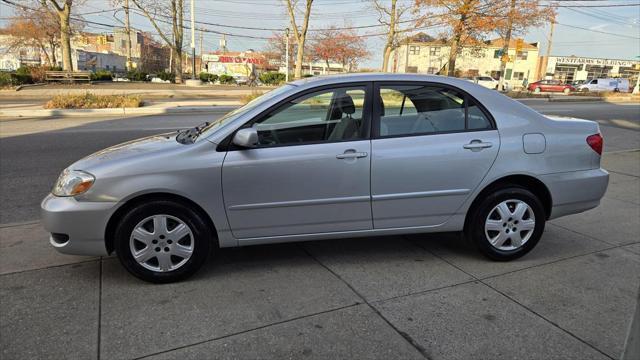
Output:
1,148,638,359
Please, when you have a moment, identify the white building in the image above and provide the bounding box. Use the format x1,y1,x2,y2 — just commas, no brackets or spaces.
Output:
0,35,43,70
538,55,640,83
389,34,540,89
72,49,126,72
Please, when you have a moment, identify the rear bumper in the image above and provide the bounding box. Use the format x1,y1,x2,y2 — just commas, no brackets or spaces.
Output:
41,194,116,256
541,168,609,220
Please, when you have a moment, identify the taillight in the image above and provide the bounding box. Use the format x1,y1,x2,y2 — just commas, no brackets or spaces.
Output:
586,133,603,155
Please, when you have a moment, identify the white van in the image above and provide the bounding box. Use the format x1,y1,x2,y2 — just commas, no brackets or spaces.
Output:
577,78,630,92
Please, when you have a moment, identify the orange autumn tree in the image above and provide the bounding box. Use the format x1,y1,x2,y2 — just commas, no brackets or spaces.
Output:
3,5,61,67
491,0,554,88
414,0,497,76
311,27,370,73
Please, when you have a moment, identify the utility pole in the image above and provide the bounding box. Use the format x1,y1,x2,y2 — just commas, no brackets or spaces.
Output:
498,0,516,92
124,0,133,71
190,0,196,79
285,27,290,82
169,31,174,73
199,28,203,73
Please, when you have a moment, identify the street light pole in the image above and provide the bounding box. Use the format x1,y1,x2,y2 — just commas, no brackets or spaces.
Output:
285,28,290,82
190,0,196,79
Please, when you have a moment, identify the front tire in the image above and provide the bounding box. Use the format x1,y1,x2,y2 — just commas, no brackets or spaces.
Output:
114,200,212,283
466,186,545,261
563,88,571,94
533,87,541,94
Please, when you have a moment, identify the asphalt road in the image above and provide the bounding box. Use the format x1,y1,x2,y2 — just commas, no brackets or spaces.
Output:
0,101,638,225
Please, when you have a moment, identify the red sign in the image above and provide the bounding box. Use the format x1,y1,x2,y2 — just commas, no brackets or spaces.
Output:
218,56,264,64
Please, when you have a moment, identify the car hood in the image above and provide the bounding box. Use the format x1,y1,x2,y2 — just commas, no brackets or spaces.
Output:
69,132,184,172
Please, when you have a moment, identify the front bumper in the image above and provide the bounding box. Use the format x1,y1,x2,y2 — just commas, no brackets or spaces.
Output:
541,168,609,220
41,194,116,256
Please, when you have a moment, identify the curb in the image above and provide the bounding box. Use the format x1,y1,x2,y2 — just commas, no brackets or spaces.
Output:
0,105,240,118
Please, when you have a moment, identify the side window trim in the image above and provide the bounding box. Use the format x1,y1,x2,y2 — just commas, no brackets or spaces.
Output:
220,82,374,151
372,81,496,139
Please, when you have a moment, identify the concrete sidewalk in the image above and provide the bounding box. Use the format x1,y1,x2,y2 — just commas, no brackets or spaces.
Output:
1,151,639,359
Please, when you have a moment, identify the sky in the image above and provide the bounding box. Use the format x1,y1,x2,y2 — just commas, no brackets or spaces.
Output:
1,0,639,68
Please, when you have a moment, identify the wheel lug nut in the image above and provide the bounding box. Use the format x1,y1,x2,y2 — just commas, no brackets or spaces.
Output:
167,240,173,244
152,239,158,244
159,235,165,239
155,247,160,252
164,247,170,252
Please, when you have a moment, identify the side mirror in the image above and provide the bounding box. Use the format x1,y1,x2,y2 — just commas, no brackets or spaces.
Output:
232,127,259,148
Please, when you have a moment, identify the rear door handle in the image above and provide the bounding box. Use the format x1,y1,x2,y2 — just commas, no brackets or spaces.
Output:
336,149,368,159
463,140,493,151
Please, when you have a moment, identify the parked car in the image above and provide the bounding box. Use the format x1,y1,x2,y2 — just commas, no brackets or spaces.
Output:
463,76,510,91
577,78,630,93
42,74,609,283
527,79,575,94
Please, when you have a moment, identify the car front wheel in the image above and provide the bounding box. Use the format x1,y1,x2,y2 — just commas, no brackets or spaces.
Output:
114,200,212,283
563,88,571,94
466,186,545,261
533,87,541,94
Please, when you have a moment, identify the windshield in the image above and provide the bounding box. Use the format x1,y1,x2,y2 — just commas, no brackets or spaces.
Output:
196,84,296,140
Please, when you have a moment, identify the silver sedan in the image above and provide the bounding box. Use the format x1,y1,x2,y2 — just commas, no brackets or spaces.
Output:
42,74,609,283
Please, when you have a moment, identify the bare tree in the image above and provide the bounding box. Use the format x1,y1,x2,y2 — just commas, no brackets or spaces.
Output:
41,0,74,71
284,0,313,79
4,4,61,67
371,0,410,72
131,0,185,83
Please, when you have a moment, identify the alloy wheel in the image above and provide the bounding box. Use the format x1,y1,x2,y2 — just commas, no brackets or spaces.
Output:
484,199,536,251
129,214,194,272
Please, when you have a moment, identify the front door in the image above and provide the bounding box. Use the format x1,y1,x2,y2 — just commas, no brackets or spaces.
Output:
371,82,500,229
222,84,373,239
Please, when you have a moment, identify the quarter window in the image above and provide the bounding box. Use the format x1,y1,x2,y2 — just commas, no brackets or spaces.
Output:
378,84,491,137
252,86,367,146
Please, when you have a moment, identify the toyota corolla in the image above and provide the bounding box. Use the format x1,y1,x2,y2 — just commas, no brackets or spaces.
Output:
42,74,609,283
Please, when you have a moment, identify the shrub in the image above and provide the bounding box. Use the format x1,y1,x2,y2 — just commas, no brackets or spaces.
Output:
218,74,235,84
302,74,314,78
126,70,148,82
259,72,286,85
241,91,264,104
91,70,113,81
12,66,33,85
44,92,143,109
0,72,12,87
199,72,218,83
157,71,176,83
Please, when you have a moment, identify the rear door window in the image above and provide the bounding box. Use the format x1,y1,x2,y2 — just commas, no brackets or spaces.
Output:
377,84,492,137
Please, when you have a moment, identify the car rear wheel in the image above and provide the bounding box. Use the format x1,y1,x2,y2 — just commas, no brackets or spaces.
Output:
563,88,571,94
114,200,212,283
533,87,541,94
466,186,545,261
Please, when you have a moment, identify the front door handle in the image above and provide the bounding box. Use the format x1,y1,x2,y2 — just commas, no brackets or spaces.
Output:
463,140,493,151
336,149,368,159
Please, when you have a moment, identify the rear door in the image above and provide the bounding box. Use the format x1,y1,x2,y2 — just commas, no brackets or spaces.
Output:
371,82,499,228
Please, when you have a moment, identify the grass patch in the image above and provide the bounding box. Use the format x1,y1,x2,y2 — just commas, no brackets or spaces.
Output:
44,93,143,109
241,91,264,104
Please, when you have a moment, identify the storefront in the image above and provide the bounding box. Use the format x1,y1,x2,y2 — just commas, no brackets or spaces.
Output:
201,53,266,77
543,56,639,83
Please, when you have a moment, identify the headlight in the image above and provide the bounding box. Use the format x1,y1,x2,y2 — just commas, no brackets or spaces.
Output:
52,169,95,197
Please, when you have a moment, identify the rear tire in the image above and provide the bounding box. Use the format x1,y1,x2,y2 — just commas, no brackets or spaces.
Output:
533,87,541,94
466,186,545,261
563,88,571,94
114,200,212,283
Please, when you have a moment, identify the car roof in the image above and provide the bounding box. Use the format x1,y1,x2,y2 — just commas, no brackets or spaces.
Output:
289,73,475,89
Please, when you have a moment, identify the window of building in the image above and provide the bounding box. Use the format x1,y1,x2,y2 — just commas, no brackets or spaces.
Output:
513,72,525,80
409,46,420,55
490,70,502,79
494,49,502,59
427,67,439,74
406,66,418,73
429,47,441,56
121,40,126,49
253,86,367,146
377,84,491,137
516,51,528,60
